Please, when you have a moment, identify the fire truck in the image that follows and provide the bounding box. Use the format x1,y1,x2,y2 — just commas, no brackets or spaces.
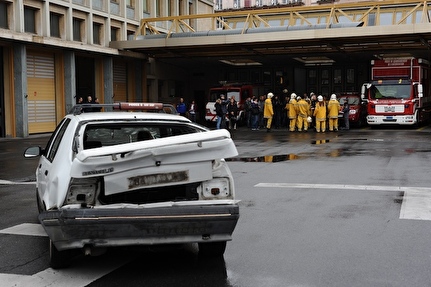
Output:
361,57,431,126
205,83,264,125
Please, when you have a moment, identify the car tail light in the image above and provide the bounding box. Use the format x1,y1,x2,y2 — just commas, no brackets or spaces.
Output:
201,178,231,199
65,177,99,206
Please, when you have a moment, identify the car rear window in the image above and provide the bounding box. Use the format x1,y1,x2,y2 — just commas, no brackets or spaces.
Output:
83,123,202,149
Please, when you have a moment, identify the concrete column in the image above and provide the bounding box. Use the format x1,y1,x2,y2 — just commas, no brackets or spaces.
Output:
135,60,143,101
13,44,27,137
103,57,114,109
64,51,76,113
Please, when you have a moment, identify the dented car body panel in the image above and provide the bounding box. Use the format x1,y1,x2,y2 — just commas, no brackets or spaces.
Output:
39,202,239,250
25,107,240,259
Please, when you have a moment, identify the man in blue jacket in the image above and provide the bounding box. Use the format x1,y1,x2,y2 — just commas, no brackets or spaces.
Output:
176,97,187,116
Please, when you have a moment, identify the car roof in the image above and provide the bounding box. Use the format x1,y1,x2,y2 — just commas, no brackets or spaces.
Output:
67,102,187,123
69,111,191,122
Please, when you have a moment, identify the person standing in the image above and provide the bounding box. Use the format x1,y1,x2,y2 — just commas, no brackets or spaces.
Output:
258,95,265,129
327,94,341,131
176,97,187,117
281,89,289,128
272,95,283,129
92,97,102,112
313,95,326,132
342,100,350,130
309,92,317,130
286,93,298,132
214,98,224,129
227,97,238,130
250,96,260,130
83,95,94,112
296,95,311,132
220,95,229,129
244,97,252,128
189,100,197,122
264,92,274,132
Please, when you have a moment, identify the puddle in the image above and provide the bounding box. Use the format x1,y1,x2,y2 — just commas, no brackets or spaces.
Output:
226,149,370,162
226,154,300,162
311,139,330,145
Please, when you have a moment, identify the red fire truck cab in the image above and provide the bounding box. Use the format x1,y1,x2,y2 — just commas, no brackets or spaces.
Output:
361,57,431,126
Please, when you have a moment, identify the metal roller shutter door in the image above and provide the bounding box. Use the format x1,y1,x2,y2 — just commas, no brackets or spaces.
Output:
27,52,56,134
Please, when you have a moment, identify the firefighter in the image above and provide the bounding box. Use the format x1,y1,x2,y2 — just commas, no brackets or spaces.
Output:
327,94,340,131
313,95,327,132
286,93,298,132
264,92,274,132
296,95,311,132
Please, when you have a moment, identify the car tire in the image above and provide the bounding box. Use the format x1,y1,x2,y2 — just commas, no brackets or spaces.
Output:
50,240,72,269
198,241,227,257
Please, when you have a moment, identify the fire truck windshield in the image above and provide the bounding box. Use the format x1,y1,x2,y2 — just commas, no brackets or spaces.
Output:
209,90,240,102
369,83,411,100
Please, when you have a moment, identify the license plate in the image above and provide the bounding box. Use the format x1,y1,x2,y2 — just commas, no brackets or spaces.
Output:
128,171,189,189
386,116,393,119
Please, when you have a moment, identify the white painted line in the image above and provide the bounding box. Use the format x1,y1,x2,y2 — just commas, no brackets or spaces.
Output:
255,183,431,221
1,256,134,287
255,182,404,191
0,223,47,237
0,179,36,185
400,188,431,221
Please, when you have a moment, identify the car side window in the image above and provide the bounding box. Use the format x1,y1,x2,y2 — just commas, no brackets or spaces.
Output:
45,118,71,162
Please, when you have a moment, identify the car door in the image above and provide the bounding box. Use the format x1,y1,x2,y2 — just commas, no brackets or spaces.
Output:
37,118,71,208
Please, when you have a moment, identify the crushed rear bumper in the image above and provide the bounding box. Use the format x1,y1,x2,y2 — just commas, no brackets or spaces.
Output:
39,202,239,251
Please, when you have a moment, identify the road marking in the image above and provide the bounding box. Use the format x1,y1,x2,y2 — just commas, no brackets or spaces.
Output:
0,223,47,237
0,224,134,287
255,183,431,221
0,256,133,287
0,179,35,185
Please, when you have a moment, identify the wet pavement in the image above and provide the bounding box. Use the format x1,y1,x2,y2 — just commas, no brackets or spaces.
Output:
2,125,431,181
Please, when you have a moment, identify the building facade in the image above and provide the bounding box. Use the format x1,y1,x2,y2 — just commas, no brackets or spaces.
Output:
214,0,372,10
0,0,213,137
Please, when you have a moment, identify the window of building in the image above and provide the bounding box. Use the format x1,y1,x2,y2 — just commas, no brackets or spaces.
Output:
0,2,8,29
111,27,118,41
73,18,83,41
216,0,223,10
234,0,240,9
50,13,61,38
143,0,149,14
24,7,36,33
156,0,161,17
93,23,101,44
127,30,134,40
126,0,135,8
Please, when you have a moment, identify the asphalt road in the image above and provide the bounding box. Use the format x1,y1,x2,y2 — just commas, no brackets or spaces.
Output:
1,125,431,286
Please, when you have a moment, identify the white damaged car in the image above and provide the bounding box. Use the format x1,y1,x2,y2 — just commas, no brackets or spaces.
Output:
24,102,239,268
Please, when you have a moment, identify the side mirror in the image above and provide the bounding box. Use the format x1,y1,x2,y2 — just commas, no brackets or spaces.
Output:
418,84,423,98
360,84,368,102
24,146,42,158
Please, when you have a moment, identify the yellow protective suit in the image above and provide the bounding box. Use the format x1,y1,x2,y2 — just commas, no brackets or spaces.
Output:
286,99,297,131
296,99,310,131
313,101,327,132
327,99,340,131
264,97,274,130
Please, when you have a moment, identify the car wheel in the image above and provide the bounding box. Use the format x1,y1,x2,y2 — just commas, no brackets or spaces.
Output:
50,240,72,269
198,241,227,257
